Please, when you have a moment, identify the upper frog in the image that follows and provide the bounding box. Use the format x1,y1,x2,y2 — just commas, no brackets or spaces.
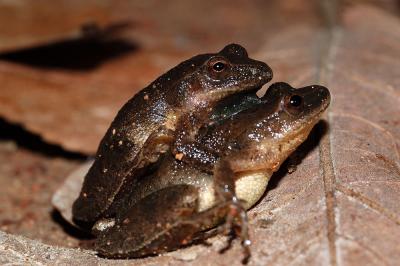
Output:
93,82,331,259
72,44,272,225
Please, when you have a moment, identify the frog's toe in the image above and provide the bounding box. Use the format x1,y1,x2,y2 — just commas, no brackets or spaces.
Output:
217,198,251,261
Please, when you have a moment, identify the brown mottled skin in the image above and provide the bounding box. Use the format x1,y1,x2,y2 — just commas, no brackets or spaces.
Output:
94,82,331,260
72,44,272,226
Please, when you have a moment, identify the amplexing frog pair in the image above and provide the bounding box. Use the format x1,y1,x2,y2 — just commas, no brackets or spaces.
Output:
72,44,330,261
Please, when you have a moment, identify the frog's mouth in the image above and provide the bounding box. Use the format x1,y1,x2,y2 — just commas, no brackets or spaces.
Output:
282,88,330,142
276,104,329,160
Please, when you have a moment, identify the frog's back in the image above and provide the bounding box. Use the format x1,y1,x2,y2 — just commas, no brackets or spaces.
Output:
72,54,213,224
72,91,164,224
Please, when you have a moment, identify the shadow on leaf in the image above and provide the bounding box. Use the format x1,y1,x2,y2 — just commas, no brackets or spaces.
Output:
0,118,86,159
0,22,137,71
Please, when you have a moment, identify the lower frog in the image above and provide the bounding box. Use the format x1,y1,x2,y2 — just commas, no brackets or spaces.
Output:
93,82,331,261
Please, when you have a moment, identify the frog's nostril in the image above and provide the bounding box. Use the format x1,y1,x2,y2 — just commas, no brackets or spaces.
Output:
260,64,273,81
319,87,330,99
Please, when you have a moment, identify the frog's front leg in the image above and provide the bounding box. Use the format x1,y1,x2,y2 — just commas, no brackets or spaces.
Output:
135,127,175,167
172,112,220,172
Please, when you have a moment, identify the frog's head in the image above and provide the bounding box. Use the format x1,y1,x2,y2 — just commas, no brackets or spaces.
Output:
169,44,272,109
234,82,330,173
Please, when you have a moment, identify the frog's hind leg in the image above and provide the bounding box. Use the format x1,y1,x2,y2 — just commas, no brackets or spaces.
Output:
95,184,204,258
95,179,252,260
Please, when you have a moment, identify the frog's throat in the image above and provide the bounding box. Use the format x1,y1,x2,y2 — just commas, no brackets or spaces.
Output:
196,171,270,212
271,115,323,170
247,115,323,174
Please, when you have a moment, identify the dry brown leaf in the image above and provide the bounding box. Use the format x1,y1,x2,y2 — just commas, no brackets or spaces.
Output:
49,4,400,265
249,4,400,265
1,2,400,266
321,5,400,264
0,42,192,154
0,0,124,53
0,0,321,154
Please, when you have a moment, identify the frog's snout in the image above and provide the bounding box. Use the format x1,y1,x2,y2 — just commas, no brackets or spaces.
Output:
258,62,273,83
314,85,331,110
248,62,273,88
244,60,272,82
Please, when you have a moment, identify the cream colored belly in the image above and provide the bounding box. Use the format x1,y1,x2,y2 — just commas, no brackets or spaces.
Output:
197,172,271,212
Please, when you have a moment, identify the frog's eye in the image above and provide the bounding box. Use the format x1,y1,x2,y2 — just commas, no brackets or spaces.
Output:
212,61,226,72
289,95,303,108
208,57,228,73
284,94,304,114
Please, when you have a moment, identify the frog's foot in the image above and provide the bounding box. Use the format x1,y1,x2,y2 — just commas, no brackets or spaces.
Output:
212,160,252,262
217,197,251,262
286,152,303,174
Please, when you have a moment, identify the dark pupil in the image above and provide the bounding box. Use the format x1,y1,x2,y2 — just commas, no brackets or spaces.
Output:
213,62,225,72
289,95,303,107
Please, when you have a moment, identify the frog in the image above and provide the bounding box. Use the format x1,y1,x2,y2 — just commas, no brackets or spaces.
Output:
93,82,331,261
72,44,273,227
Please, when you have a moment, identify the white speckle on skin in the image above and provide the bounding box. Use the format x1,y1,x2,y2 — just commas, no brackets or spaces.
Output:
243,239,252,246
93,218,116,232
169,247,201,261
